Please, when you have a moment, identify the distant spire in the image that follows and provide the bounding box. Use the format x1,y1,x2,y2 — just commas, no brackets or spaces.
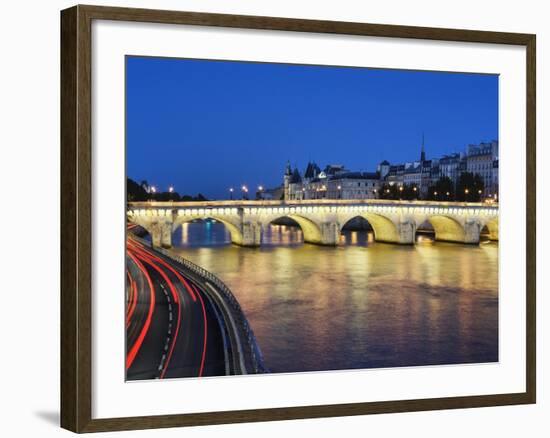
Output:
285,160,292,176
420,132,426,162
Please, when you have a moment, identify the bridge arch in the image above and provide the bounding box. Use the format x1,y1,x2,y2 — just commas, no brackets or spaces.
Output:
482,217,499,241
174,216,244,245
340,213,400,243
425,215,466,243
126,213,175,248
127,216,152,236
265,214,323,245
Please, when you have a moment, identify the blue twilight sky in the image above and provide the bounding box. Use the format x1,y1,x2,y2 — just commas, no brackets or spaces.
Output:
126,56,498,199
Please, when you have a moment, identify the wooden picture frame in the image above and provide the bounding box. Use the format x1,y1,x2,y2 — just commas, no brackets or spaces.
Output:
60,4,536,433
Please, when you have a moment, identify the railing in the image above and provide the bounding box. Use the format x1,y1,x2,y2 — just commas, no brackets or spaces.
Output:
158,248,267,374
128,198,498,209
132,235,267,374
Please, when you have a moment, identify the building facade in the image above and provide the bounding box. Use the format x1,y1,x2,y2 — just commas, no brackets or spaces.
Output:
278,139,499,201
466,140,499,196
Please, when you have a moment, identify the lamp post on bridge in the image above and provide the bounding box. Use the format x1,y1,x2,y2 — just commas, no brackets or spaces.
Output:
229,187,234,200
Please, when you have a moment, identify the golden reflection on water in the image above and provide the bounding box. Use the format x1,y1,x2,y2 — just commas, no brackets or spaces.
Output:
181,222,188,244
171,223,498,373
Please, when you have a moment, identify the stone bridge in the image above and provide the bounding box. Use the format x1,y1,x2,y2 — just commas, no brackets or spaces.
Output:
127,200,499,248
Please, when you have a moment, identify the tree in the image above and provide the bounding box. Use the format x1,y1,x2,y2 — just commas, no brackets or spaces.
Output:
456,172,484,202
179,193,209,202
126,177,210,202
427,176,455,201
378,183,400,200
401,183,419,200
127,178,148,201
156,191,180,202
379,183,420,200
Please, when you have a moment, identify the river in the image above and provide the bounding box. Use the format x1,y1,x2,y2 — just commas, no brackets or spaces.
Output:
166,221,498,374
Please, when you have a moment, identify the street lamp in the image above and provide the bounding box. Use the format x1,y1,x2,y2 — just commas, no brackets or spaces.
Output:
229,187,234,200
168,186,174,193
241,185,248,199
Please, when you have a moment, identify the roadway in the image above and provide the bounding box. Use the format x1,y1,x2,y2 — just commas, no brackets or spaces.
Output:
125,230,227,380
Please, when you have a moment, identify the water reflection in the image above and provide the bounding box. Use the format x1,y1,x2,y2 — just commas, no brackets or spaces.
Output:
263,224,303,246
177,219,231,247
170,222,498,373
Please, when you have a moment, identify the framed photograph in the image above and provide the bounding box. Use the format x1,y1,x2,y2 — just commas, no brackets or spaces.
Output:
60,5,536,433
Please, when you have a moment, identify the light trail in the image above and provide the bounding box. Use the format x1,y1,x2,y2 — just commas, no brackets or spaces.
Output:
125,250,156,370
127,243,183,379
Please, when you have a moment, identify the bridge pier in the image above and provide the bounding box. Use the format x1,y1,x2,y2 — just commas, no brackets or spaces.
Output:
150,221,173,248
397,220,416,244
241,221,262,247
464,219,481,244
161,223,173,248
316,222,340,246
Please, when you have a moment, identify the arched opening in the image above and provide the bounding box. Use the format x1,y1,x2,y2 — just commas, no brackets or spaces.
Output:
484,218,499,241
126,217,171,248
480,225,490,242
127,221,150,239
264,216,304,245
173,217,244,247
339,216,374,246
427,215,466,243
415,219,435,244
364,213,400,243
340,213,399,244
266,215,323,245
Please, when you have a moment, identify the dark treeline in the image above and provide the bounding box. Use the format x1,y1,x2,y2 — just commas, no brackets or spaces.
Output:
378,172,485,202
128,173,486,203
127,178,208,202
